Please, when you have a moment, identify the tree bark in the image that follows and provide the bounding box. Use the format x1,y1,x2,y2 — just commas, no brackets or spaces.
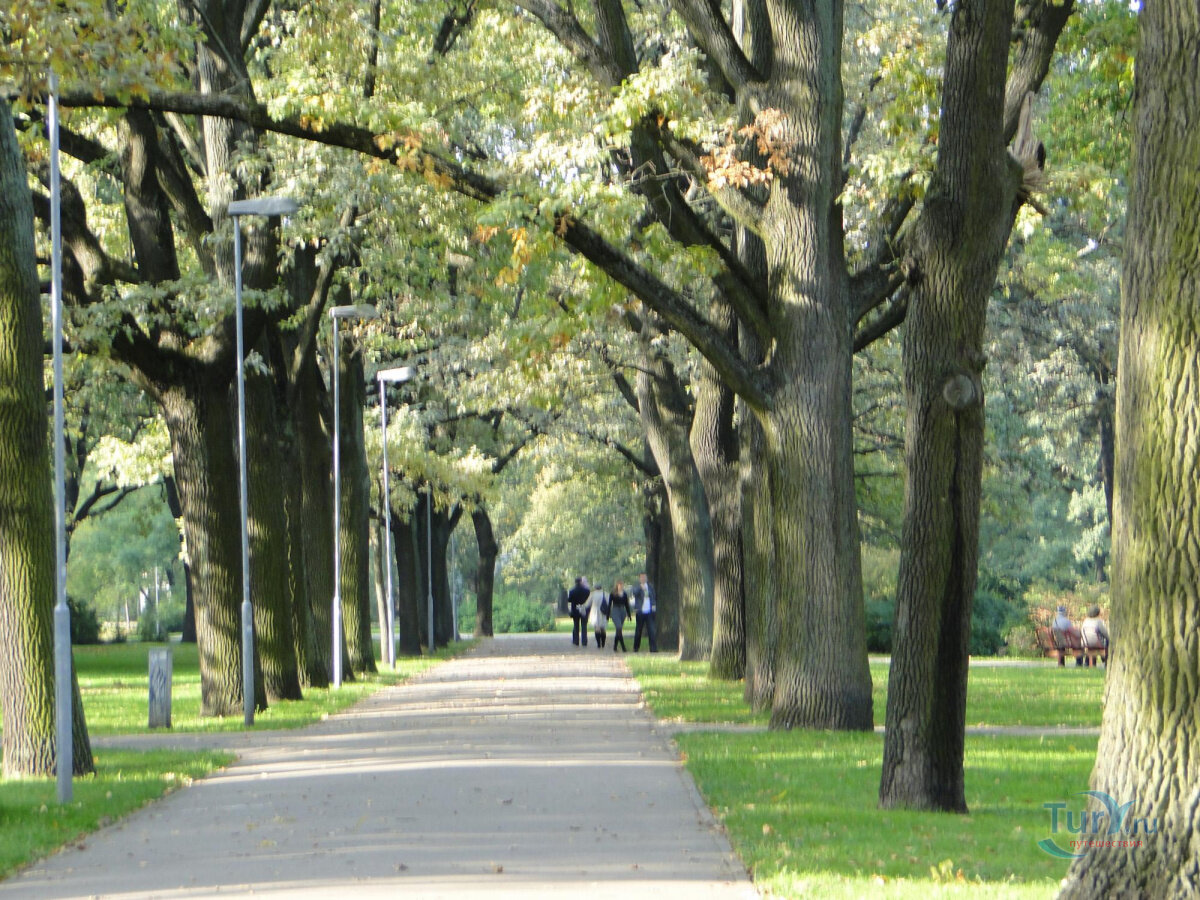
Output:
472,506,497,638
636,319,714,659
0,99,94,777
880,0,1071,810
295,353,337,680
392,510,423,656
162,377,264,716
336,336,375,674
691,298,745,680
245,366,303,701
1060,6,1200,895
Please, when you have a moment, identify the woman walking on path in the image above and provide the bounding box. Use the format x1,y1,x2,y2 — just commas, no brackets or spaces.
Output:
587,583,609,648
609,581,631,652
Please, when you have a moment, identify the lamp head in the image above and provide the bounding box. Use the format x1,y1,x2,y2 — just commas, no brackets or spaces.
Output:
227,196,300,218
377,366,416,384
329,304,380,320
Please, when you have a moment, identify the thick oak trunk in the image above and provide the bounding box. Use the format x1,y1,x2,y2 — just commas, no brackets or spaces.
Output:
245,367,303,701
472,507,497,638
392,510,423,656
336,340,375,674
879,0,1041,810
0,100,94,776
636,322,713,659
296,354,336,680
162,378,264,716
691,299,745,679
1060,6,1200,895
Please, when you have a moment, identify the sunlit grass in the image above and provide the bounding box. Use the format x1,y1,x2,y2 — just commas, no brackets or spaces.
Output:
627,654,1104,898
72,640,475,736
0,748,232,879
626,656,1105,729
680,731,1094,899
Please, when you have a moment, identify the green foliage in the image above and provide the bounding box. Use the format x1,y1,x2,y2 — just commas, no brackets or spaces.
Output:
457,590,555,634
0,749,232,879
67,486,181,629
67,595,101,645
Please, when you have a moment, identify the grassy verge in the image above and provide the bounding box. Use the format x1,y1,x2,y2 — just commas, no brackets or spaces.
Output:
680,730,1094,898
625,655,1105,898
627,656,1105,729
73,639,475,736
0,748,233,879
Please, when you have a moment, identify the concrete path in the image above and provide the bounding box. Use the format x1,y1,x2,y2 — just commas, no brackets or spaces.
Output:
1,635,755,900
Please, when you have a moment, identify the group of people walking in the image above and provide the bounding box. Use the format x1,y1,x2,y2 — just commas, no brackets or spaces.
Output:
566,574,657,652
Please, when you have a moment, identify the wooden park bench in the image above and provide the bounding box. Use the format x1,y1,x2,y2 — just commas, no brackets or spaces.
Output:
1035,625,1107,667
1036,625,1084,666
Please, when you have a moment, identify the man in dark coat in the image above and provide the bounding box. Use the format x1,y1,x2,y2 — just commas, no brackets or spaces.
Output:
566,576,591,646
631,573,657,652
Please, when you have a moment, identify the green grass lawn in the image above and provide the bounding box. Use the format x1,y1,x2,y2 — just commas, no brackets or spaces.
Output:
627,656,1106,730
72,639,473,735
681,730,1095,899
625,655,1106,898
0,748,232,879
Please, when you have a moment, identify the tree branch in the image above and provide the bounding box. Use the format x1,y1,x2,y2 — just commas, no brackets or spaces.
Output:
56,88,770,411
516,0,620,86
669,0,760,91
1004,0,1076,141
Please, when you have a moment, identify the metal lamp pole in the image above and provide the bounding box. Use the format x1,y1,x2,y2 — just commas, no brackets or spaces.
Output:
330,304,379,688
48,72,72,803
228,195,298,725
376,366,414,669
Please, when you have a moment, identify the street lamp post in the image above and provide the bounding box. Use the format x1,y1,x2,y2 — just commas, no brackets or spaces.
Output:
228,195,299,726
330,304,379,688
376,366,415,669
48,71,72,803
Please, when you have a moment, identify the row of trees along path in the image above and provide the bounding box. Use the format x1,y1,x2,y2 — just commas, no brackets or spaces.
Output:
3,2,1200,894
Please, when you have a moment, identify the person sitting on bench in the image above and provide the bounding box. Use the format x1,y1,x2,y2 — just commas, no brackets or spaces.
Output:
1052,604,1084,666
1081,604,1110,666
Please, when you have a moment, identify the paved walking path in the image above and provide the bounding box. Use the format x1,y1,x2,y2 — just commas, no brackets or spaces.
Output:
1,635,755,900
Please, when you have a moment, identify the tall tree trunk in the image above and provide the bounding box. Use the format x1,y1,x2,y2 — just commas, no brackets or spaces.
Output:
1061,6,1200,894
414,491,433,649
392,510,423,656
336,338,375,674
296,354,336,681
879,0,1070,809
642,478,679,643
636,320,714,659
740,404,777,711
245,367,303,701
472,506,497,638
0,99,94,776
691,299,745,679
162,377,264,716
431,507,459,646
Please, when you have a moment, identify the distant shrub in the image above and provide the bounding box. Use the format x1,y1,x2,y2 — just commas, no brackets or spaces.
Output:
460,590,554,634
68,596,102,645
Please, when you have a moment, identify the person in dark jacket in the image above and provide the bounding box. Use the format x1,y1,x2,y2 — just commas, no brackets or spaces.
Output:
608,580,631,652
566,576,591,646
631,573,657,652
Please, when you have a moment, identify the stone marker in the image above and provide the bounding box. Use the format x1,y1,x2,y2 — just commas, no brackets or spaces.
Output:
148,647,172,729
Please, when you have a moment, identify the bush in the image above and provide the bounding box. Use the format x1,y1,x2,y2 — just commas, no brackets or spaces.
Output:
68,596,102,645
460,590,555,634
